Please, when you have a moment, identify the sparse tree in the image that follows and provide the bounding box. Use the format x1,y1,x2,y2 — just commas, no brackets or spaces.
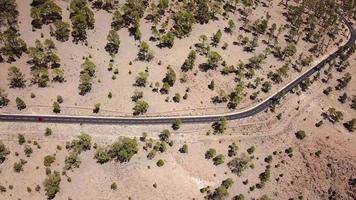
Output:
181,50,196,71
93,103,101,113
0,141,10,164
133,100,149,115
160,32,175,48
111,10,125,31
44,155,56,167
172,118,182,130
15,97,26,110
212,30,222,46
8,66,26,88
52,20,70,42
206,51,222,69
343,118,355,132
213,154,225,165
138,41,154,61
108,137,138,162
205,148,217,159
173,10,194,38
94,147,110,164
43,171,61,199
295,130,306,140
212,116,227,134
53,102,60,113
79,58,96,95
135,72,149,87
105,30,120,56
179,144,188,153
0,89,10,108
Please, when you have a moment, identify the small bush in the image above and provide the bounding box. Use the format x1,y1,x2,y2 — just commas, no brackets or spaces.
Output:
94,147,110,164
295,130,306,140
247,146,255,154
179,144,188,154
0,141,10,164
44,155,56,167
24,145,33,157
13,159,27,173
18,134,26,145
56,95,63,103
156,159,165,167
43,171,61,199
213,154,225,165
172,118,182,130
15,97,26,110
205,148,216,159
64,152,81,170
45,128,52,136
111,182,117,190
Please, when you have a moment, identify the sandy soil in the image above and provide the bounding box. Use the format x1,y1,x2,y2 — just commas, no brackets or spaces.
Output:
0,0,349,116
0,53,354,200
0,1,355,199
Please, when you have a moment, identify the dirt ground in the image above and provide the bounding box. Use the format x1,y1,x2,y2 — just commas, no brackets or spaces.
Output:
0,0,348,116
0,54,355,199
0,0,355,199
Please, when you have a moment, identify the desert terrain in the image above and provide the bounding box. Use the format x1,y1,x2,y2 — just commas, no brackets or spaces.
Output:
0,0,355,200
0,0,350,116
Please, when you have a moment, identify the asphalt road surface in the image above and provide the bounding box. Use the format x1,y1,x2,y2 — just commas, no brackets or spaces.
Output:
0,15,355,125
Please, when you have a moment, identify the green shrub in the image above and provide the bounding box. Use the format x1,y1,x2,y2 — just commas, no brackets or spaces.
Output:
24,145,33,157
64,152,81,170
213,154,224,165
78,58,96,95
44,155,56,167
158,129,171,142
70,0,95,43
15,97,26,110
160,32,175,48
156,159,164,167
179,144,188,154
227,154,251,176
53,102,61,113
13,159,27,173
43,171,61,199
45,128,52,136
0,89,10,108
105,30,120,56
0,141,10,164
228,143,238,157
212,117,227,134
212,30,222,45
181,50,196,71
8,66,26,88
138,41,154,61
68,133,92,153
30,0,62,29
18,134,26,145
133,100,149,115
205,148,216,159
108,137,138,162
259,168,270,183
264,155,273,163
172,118,182,130
173,10,194,38
111,182,117,190
247,146,255,154
93,103,101,113
52,20,70,42
94,147,110,164
295,130,306,140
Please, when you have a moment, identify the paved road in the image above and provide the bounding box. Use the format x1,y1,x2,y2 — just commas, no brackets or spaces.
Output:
0,16,355,125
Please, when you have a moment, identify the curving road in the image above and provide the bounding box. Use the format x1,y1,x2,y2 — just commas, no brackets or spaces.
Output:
0,16,355,125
